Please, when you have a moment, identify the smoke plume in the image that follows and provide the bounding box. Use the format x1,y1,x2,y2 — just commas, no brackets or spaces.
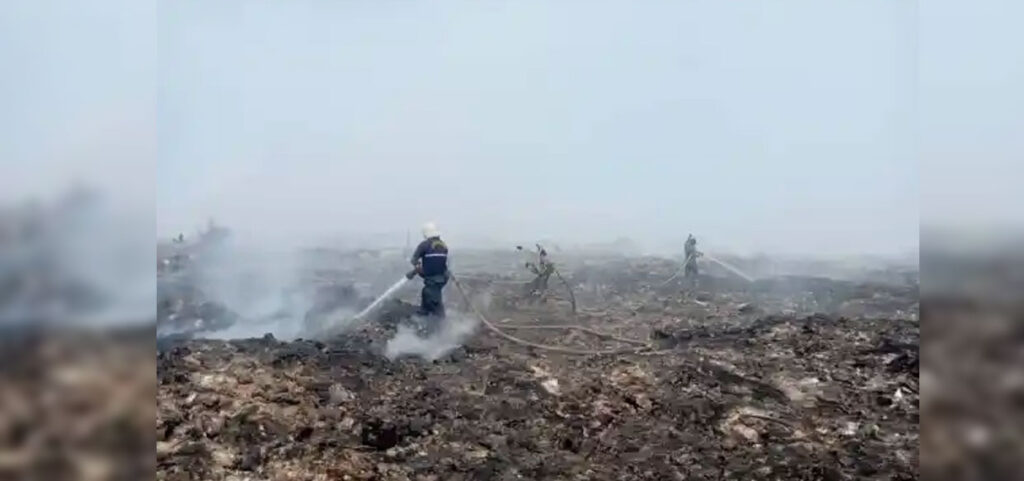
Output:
384,314,480,361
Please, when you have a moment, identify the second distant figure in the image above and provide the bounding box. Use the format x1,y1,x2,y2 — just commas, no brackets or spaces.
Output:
684,234,701,287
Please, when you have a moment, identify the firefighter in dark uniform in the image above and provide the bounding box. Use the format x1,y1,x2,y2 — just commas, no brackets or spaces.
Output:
407,222,449,326
684,234,701,287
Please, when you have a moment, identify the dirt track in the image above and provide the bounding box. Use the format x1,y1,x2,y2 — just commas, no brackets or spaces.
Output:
156,257,919,481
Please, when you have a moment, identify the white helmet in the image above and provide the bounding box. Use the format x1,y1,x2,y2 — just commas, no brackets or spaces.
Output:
421,222,440,239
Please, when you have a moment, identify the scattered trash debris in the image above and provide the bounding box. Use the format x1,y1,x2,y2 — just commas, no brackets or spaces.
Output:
155,247,919,480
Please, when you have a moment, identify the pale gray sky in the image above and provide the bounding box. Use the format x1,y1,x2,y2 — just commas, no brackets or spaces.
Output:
1,0,154,212
7,1,1018,259
157,0,918,256
919,0,1023,231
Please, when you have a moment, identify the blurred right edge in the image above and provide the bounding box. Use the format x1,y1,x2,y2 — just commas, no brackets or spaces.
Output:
920,225,1024,480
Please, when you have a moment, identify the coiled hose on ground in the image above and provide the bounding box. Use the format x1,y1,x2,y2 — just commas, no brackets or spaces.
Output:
451,273,659,356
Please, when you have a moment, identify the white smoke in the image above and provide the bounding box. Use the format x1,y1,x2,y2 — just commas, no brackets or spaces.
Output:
468,287,493,313
1,187,155,327
193,243,311,340
159,233,376,341
300,306,365,340
384,313,479,361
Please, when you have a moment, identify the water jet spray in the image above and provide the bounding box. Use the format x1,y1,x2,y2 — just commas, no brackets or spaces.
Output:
353,277,410,320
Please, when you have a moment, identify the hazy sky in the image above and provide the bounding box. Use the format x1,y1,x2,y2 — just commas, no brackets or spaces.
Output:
919,0,1023,231
155,0,925,257
9,1,1016,258
1,0,154,212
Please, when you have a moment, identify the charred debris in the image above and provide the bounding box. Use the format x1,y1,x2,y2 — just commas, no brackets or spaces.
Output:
157,241,918,480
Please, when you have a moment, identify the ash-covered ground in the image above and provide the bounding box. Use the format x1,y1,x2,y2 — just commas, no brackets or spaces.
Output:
156,243,919,480
0,327,155,480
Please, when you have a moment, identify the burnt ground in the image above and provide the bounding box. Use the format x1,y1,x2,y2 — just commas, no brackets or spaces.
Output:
918,247,1024,481
156,259,919,481
0,327,155,480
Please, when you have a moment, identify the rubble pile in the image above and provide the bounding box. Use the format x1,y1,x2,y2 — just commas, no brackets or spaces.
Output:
920,286,1024,478
0,327,155,480
157,252,918,480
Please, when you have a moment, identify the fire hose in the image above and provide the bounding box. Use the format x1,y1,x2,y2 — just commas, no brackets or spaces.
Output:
659,252,696,287
451,273,659,355
455,269,577,314
660,251,755,287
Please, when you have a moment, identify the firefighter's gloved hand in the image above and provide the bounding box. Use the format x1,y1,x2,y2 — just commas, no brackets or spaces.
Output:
405,269,417,280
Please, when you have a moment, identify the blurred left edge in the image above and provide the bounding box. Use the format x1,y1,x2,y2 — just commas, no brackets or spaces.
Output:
0,0,156,479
